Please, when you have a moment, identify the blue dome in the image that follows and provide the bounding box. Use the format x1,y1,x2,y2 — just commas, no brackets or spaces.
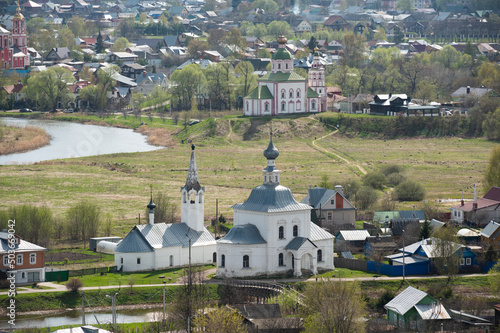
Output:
263,134,279,160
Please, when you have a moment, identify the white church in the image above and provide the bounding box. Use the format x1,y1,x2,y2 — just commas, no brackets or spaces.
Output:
114,145,217,272
243,36,327,116
216,134,335,278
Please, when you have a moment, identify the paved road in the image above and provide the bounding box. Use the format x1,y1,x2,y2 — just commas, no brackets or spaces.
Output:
0,271,489,295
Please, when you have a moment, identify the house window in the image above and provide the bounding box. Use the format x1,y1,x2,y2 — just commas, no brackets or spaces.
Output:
243,255,249,268
221,254,225,267
318,249,323,262
293,225,298,237
410,321,416,329
331,199,334,205
21,272,25,279
29,253,36,264
137,258,141,265
279,253,284,266
399,318,404,328
17,254,22,265
460,258,465,266
3,256,8,266
466,258,471,265
279,226,284,239
327,212,333,221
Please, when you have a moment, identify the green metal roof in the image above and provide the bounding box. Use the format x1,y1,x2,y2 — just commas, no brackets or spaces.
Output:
272,48,292,60
307,87,319,98
246,85,273,99
259,71,306,82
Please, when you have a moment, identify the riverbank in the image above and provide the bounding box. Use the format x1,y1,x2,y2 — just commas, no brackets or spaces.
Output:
0,123,50,155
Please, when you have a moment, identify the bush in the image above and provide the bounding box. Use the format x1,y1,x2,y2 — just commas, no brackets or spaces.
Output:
65,278,83,292
387,172,406,187
394,180,425,201
381,164,404,176
362,172,387,190
375,290,395,311
356,186,378,209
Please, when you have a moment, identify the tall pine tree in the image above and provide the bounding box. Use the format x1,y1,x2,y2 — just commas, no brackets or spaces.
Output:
96,29,104,54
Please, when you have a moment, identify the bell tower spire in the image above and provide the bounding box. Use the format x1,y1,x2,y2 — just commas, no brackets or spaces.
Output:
181,144,205,232
263,131,280,185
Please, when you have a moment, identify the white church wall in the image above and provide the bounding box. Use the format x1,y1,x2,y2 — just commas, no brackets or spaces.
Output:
117,251,155,272
217,243,268,278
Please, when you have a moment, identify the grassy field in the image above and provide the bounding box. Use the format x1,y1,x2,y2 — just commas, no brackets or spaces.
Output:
0,113,496,239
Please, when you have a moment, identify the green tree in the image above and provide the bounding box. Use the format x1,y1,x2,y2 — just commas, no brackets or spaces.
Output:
301,280,366,333
483,108,500,141
187,39,209,58
356,186,378,209
26,17,46,35
362,172,387,190
394,180,425,201
414,80,438,105
250,0,279,13
170,64,206,110
484,145,500,191
373,27,386,40
488,261,500,297
307,36,318,50
95,30,105,53
145,192,178,224
267,21,293,39
111,37,130,52
66,202,101,248
68,16,85,37
193,306,248,333
432,226,462,280
419,220,432,239
235,61,257,98
26,67,75,111
79,85,106,112
341,31,367,68
58,26,75,50
9,205,53,247
256,48,271,58
395,0,414,11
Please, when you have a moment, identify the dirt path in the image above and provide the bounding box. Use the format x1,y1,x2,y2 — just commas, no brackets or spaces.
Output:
311,127,367,176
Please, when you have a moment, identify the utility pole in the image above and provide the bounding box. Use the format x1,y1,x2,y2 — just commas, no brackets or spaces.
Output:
162,283,166,322
106,293,118,332
402,229,405,281
215,198,219,239
81,292,85,326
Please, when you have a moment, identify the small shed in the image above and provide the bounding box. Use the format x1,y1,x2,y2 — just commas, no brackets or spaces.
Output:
96,241,118,254
336,230,370,251
89,237,122,251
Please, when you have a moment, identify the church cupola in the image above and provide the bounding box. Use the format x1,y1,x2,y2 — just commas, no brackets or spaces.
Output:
263,132,281,185
147,188,156,225
181,144,205,232
271,35,293,74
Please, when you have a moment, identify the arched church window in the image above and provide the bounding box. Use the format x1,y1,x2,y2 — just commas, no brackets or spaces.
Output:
279,253,284,266
243,255,249,268
190,193,195,203
212,252,217,263
170,255,174,266
293,225,298,237
265,103,269,111
312,101,316,110
297,90,300,98
279,226,284,239
278,63,281,69
221,255,225,267
281,89,285,98
281,103,285,111
318,249,323,262
286,63,288,69
289,90,293,98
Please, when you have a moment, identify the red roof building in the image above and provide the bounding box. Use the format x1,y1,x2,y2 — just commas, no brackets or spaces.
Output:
451,187,500,227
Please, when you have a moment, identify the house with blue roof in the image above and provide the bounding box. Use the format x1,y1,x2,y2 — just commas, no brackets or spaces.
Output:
216,134,334,278
115,146,216,272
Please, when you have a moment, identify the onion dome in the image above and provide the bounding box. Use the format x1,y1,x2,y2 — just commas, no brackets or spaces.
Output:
277,35,287,44
14,5,24,20
263,132,279,160
147,192,156,211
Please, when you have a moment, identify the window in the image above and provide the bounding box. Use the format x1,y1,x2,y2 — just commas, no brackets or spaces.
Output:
30,253,36,264
297,90,300,98
460,258,465,265
137,257,141,265
3,256,8,266
282,103,285,111
296,102,301,111
213,252,217,263
221,254,225,267
170,255,174,266
246,102,249,111
279,253,284,266
331,199,334,205
281,90,285,98
286,63,288,69
318,249,323,262
243,255,249,268
21,272,25,279
290,91,293,98
319,89,322,94
17,255,22,265
410,321,416,329
120,258,123,264
466,258,471,265
278,64,281,69
279,226,284,239
312,101,316,110
264,103,269,111
327,212,332,221
293,225,298,237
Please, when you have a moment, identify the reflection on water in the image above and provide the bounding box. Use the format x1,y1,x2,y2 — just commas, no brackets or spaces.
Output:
0,117,161,165
0,307,165,329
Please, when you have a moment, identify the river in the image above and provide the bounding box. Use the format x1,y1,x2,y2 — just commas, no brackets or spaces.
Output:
0,307,165,329
0,117,161,165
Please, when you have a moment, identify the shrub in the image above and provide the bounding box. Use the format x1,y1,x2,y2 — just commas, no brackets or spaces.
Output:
387,172,406,187
65,278,83,292
363,172,387,190
356,186,378,210
381,164,404,176
394,180,425,201
375,290,395,311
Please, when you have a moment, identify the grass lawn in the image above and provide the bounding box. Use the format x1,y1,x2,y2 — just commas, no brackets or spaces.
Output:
319,267,383,279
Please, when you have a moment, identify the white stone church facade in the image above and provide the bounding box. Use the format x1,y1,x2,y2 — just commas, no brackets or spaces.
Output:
243,36,327,116
114,146,216,272
216,134,335,278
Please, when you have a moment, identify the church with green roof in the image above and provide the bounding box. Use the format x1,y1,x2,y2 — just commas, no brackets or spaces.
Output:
243,36,327,116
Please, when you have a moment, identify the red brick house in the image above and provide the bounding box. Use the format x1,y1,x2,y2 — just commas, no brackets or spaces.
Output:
1,230,47,284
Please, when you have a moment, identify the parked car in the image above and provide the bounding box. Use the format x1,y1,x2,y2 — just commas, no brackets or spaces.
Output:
20,108,32,112
63,108,74,113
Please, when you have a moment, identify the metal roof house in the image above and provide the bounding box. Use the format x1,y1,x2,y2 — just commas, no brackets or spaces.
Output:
480,220,500,250
216,133,334,278
114,146,216,272
385,286,451,331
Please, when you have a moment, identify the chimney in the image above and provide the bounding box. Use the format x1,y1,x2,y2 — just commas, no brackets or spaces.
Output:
461,189,464,206
466,86,471,94
334,185,343,195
